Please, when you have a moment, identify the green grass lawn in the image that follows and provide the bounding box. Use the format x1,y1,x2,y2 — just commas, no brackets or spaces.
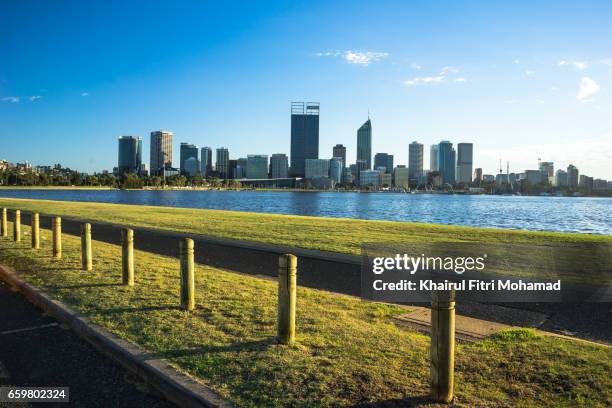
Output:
0,223,610,407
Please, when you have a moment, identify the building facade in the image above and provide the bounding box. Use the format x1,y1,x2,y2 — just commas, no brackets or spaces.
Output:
437,141,456,184
180,143,199,176
246,155,269,179
290,102,320,177
270,153,289,179
357,119,372,170
216,147,230,179
305,159,330,179
554,169,568,187
456,143,473,184
567,164,579,188
150,130,173,176
117,136,142,175
430,144,438,172
408,141,423,181
374,153,393,174
200,147,213,177
332,144,347,167
394,166,409,190
359,170,380,187
329,157,343,184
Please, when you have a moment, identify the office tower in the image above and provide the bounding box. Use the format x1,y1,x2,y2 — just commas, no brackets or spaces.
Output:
408,141,424,181
117,136,142,175
394,166,409,190
430,144,438,171
555,169,568,187
329,157,343,183
216,147,230,179
355,159,368,183
342,167,353,184
578,175,593,190
183,157,199,177
305,159,330,179
333,144,347,167
539,161,554,184
474,168,483,183
360,170,380,187
150,130,173,176
374,153,393,174
228,160,238,179
290,102,320,177
567,164,579,188
456,143,473,183
180,143,199,176
235,158,248,179
200,147,213,177
357,119,372,169
246,155,269,179
437,141,456,184
270,153,289,179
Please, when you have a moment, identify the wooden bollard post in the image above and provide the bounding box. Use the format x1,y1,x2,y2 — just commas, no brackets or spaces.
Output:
1,208,7,237
179,238,195,311
277,254,297,345
430,289,456,403
52,216,62,259
31,213,40,249
80,223,92,271
13,210,21,242
121,228,134,286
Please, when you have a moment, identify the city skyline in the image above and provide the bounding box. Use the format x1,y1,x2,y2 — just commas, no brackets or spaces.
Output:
2,1,612,178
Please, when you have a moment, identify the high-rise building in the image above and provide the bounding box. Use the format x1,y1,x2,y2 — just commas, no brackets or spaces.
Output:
579,174,593,190
235,158,248,179
554,169,568,187
474,168,483,183
183,157,199,177
216,147,230,179
359,170,380,187
290,102,319,177
456,143,473,183
180,143,199,176
567,164,579,188
374,153,393,174
246,155,269,179
408,141,424,181
357,119,372,169
342,167,353,185
329,157,343,183
150,130,173,176
117,136,142,175
539,161,554,184
332,144,347,167
437,141,456,184
200,147,213,177
305,159,330,179
270,154,289,179
354,159,368,183
430,144,438,171
394,166,409,190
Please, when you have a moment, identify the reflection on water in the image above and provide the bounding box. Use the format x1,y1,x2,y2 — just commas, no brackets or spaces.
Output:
0,189,610,235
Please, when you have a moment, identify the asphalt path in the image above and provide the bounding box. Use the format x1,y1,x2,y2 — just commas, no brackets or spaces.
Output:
8,212,612,344
0,281,175,408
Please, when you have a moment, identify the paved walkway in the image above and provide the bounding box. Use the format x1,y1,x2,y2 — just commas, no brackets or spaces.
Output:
0,281,175,407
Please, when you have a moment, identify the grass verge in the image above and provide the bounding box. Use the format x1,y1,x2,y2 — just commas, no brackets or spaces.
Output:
0,223,610,407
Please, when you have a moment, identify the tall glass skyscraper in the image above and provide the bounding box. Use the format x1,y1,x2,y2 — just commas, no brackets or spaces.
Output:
408,141,424,180
290,102,319,177
216,147,230,179
430,144,438,171
437,141,456,184
332,144,346,167
200,147,213,177
180,143,199,176
456,143,473,183
270,153,289,179
246,155,269,179
357,119,372,169
150,130,173,176
373,153,393,174
117,136,142,175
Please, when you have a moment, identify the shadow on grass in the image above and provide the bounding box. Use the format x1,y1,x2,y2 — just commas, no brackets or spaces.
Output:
90,305,180,314
49,282,124,289
355,395,435,407
144,337,277,360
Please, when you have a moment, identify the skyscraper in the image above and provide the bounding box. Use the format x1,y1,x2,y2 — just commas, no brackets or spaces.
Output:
117,136,142,175
374,153,393,174
408,141,424,180
305,159,330,179
332,144,347,167
270,154,289,179
539,161,554,184
150,130,173,176
290,102,319,177
430,144,438,171
216,147,230,179
567,164,579,188
329,157,343,183
437,141,456,184
357,119,372,169
456,143,473,183
200,147,213,177
246,155,268,179
180,143,199,176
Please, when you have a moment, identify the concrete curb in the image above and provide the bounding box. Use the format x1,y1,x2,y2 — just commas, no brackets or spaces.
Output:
0,264,234,408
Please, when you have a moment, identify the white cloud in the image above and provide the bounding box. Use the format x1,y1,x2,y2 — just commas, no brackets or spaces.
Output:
316,50,389,66
404,76,445,86
577,77,600,102
439,66,459,75
410,62,422,70
513,59,521,65
558,60,588,70
525,70,535,75
2,96,20,103
455,77,467,82
29,95,42,101
80,92,89,97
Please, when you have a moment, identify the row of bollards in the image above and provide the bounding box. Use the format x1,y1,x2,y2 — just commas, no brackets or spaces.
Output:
1,207,453,402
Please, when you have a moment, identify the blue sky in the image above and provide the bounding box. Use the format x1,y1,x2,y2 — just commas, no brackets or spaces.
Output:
1,0,611,179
